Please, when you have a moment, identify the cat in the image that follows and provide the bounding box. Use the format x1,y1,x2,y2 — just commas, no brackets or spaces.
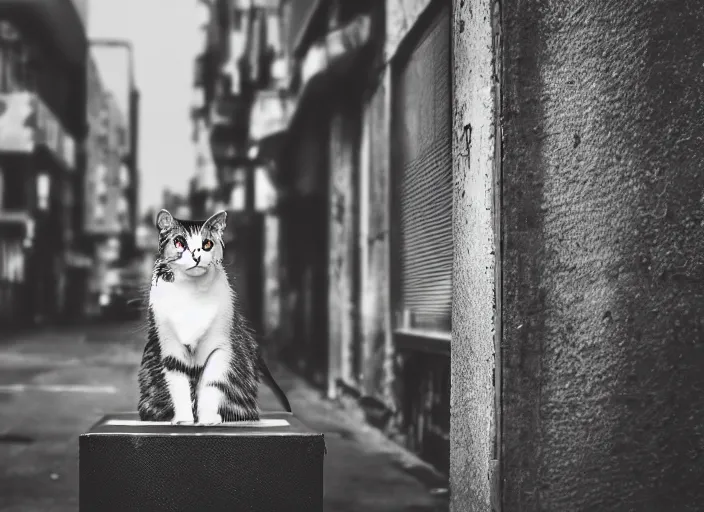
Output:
137,208,291,424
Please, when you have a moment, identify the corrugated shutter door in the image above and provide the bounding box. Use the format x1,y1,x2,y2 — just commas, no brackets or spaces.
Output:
394,6,452,333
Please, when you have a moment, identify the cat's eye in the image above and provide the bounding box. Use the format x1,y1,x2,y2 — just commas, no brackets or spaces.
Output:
174,237,186,250
202,239,214,251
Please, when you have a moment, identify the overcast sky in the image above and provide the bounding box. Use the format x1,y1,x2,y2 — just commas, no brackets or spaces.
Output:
87,0,202,215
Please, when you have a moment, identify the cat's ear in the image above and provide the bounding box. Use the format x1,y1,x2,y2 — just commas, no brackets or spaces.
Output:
156,209,173,231
204,210,227,236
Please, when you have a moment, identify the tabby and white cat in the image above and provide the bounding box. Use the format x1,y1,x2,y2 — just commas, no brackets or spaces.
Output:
138,209,290,424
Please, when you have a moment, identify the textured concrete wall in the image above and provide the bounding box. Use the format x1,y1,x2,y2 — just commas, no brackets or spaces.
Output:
450,0,496,509
501,0,704,510
360,76,393,403
328,101,360,393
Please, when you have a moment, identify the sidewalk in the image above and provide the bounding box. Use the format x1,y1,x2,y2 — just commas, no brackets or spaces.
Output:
0,321,448,511
261,360,449,512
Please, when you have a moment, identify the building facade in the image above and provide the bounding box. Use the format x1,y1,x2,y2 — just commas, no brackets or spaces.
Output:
188,0,283,336
271,0,453,474
193,0,452,475
189,1,704,509
0,0,87,327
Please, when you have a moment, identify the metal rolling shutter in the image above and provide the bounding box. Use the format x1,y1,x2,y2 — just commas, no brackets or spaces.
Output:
394,6,452,333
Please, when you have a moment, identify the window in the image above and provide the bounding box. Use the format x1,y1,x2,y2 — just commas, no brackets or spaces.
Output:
94,202,105,223
1,168,22,209
119,164,130,188
232,9,243,31
95,164,108,199
0,20,23,93
391,5,452,339
36,173,50,211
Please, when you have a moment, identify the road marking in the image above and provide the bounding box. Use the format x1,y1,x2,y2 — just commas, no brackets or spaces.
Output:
0,354,82,367
0,384,118,394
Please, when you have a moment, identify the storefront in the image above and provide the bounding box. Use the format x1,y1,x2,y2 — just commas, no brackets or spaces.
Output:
0,91,77,325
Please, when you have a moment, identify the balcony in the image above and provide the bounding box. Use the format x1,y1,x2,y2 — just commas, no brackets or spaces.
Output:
0,92,76,170
0,0,87,66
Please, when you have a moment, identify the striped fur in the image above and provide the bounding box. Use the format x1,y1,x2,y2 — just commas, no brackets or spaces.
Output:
137,209,264,423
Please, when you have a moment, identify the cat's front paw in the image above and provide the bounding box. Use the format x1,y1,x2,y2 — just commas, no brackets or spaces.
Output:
197,413,223,425
171,412,195,425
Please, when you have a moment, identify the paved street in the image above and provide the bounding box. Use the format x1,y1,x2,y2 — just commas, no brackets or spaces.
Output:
0,320,448,512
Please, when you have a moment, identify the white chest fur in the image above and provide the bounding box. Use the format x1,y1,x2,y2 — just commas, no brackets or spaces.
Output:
150,270,233,363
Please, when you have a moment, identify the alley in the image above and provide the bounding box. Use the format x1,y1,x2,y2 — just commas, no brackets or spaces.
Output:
0,321,448,512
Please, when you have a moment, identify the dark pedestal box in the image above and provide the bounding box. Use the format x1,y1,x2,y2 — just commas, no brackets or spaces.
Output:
79,412,325,512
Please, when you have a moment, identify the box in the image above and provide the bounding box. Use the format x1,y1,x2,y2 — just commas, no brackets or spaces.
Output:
79,412,325,512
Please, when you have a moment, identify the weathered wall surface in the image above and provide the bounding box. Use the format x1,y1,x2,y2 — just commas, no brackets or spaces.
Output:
289,103,329,197
276,99,329,384
501,0,704,510
360,76,393,404
450,0,496,509
328,99,360,393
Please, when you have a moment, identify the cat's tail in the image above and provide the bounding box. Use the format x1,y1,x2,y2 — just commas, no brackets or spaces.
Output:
258,352,293,413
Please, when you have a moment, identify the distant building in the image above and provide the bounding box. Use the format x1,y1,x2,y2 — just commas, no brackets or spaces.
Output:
162,189,191,220
188,0,289,336
81,50,140,317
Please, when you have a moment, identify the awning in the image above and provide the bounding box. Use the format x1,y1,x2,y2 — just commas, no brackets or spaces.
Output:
0,0,87,66
282,13,373,137
299,14,372,89
0,210,32,227
0,210,34,241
